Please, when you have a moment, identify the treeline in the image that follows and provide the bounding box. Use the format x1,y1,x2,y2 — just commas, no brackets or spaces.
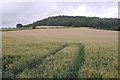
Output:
22,15,119,31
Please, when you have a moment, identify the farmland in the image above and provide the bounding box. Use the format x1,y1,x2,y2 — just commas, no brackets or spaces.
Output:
1,27,118,78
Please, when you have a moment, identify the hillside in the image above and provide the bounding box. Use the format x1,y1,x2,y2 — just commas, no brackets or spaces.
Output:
22,15,119,31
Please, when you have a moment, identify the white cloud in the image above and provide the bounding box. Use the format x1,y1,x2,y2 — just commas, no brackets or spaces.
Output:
101,7,118,18
64,5,87,16
1,2,118,28
0,0,119,2
53,3,118,18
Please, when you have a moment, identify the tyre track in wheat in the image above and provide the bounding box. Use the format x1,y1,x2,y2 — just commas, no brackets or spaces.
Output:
3,43,68,78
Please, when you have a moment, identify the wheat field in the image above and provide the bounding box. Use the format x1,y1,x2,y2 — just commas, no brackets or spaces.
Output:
1,27,118,78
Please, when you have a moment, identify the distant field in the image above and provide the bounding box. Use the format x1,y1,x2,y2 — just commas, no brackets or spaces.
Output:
2,27,118,78
2,27,118,42
0,26,66,31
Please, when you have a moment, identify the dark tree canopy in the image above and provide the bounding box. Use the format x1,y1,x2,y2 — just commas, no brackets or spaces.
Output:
32,24,36,29
16,23,23,28
23,15,119,31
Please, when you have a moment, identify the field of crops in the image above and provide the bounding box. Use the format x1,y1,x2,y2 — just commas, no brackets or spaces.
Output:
78,42,118,78
1,27,118,78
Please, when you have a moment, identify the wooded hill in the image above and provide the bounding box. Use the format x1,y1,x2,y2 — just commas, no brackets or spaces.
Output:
22,15,119,31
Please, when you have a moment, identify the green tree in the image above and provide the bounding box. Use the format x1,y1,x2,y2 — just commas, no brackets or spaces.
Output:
21,15,119,31
32,23,36,29
16,23,23,28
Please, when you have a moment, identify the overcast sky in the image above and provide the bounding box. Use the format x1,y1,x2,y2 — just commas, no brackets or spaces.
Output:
0,0,119,28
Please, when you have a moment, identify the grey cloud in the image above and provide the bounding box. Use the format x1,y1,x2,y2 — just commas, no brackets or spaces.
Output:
2,2,118,28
